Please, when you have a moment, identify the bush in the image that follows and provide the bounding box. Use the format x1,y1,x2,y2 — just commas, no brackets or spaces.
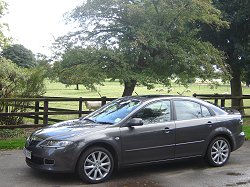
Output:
0,129,25,139
0,57,46,125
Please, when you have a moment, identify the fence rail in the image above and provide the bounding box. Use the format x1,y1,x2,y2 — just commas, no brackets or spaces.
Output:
0,97,116,129
193,93,250,118
1,94,250,129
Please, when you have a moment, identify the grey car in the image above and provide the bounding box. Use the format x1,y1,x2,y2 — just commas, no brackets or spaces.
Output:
24,95,245,183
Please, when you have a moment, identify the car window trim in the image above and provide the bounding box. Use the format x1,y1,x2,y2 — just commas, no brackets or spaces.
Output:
172,99,214,121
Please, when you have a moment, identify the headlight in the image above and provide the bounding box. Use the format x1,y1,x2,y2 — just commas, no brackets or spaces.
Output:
40,140,73,148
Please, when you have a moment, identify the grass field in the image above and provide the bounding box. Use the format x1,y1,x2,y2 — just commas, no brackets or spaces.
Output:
44,80,250,98
1,80,250,150
43,80,250,116
0,138,26,150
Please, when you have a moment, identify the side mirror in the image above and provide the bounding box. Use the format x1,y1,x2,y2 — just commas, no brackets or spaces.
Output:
126,118,143,127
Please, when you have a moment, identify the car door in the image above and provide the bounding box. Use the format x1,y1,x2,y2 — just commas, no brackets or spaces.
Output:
120,100,176,165
173,99,216,158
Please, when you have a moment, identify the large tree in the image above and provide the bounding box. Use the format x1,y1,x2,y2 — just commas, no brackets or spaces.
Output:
1,44,36,68
52,47,106,90
57,0,229,96
200,0,250,108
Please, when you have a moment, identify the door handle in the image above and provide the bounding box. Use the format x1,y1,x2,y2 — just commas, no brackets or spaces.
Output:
163,127,171,134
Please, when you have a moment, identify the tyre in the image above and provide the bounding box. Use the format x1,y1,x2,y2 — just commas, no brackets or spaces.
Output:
77,146,114,184
206,137,231,167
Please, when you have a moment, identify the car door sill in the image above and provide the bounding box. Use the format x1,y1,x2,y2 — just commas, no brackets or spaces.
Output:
123,155,203,167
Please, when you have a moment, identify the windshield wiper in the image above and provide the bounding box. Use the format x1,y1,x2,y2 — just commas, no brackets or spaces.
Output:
83,118,96,123
83,118,113,125
96,121,114,125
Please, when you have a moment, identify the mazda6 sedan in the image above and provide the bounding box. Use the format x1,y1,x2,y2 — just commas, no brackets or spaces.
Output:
24,95,245,183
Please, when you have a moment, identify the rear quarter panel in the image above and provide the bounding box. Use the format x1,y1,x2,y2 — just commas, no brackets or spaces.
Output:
203,114,242,155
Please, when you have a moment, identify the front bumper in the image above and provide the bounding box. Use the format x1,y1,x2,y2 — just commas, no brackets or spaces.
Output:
24,143,79,173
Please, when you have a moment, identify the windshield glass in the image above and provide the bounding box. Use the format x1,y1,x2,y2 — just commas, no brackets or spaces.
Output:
83,98,141,125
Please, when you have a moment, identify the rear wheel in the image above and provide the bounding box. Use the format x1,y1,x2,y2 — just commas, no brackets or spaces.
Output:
77,147,114,184
206,137,231,167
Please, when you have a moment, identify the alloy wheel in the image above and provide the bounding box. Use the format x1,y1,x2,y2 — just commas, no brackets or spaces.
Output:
84,151,111,181
211,139,229,165
207,137,231,167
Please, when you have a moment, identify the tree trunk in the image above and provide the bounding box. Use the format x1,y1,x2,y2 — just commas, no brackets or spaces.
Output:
76,84,79,90
122,80,137,96
230,68,244,113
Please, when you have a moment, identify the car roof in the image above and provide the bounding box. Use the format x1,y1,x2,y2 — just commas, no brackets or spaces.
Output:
124,95,189,101
123,95,212,106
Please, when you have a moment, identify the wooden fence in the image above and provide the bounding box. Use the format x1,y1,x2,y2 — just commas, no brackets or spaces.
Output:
193,93,250,118
0,97,116,129
1,94,250,129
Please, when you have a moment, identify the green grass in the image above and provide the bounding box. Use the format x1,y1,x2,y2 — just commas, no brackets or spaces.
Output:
243,124,250,140
41,80,250,121
0,138,26,150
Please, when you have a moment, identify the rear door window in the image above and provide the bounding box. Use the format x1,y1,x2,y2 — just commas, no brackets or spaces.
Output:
174,100,211,121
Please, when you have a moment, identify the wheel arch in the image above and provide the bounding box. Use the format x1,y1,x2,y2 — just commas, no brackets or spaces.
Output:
204,128,235,156
75,141,120,172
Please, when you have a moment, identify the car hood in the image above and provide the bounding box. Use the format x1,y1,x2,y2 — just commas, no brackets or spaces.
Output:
31,119,108,140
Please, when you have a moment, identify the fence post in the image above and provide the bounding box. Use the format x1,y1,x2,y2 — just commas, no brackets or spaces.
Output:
101,96,107,106
214,98,218,106
43,99,48,125
79,97,83,118
214,93,219,106
34,101,39,124
5,101,8,113
238,98,244,114
221,98,225,108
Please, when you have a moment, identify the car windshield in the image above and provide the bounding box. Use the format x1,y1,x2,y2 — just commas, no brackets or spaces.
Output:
82,98,141,125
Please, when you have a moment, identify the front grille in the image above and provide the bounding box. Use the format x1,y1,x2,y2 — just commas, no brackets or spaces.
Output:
26,155,44,165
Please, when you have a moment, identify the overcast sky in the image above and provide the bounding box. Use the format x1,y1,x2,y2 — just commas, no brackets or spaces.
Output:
3,0,82,56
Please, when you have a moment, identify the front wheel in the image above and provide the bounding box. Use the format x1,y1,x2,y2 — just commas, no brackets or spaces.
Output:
206,137,231,167
77,147,114,184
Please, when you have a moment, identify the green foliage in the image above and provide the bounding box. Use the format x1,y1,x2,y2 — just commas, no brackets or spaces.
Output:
200,0,250,92
56,0,230,96
1,44,36,68
0,57,24,98
215,0,250,69
0,57,45,98
35,53,53,79
0,57,46,125
0,129,25,139
19,68,46,97
52,47,106,90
